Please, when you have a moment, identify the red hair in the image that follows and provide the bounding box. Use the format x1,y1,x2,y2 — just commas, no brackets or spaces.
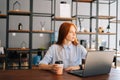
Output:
56,22,78,46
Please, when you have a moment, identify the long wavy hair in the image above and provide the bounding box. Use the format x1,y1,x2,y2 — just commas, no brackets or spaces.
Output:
56,22,78,46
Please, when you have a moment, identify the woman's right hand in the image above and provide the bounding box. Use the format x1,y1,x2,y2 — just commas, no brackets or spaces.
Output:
50,64,60,73
38,64,61,74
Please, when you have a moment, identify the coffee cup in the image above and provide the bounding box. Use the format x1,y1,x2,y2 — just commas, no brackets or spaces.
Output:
55,61,63,75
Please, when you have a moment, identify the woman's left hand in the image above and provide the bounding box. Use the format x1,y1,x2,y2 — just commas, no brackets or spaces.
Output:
64,66,80,72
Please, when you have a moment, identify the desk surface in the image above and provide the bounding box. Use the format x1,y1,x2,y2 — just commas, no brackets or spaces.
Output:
0,68,120,80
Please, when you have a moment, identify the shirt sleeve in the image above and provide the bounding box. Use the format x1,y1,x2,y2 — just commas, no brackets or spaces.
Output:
39,45,55,64
78,45,87,59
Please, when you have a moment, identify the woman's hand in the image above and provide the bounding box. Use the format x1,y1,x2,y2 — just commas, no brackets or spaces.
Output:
38,64,59,71
50,64,60,73
39,63,63,74
64,66,80,72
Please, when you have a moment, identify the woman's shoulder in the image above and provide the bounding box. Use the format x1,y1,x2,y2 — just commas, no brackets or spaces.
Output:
50,44,58,47
48,44,62,51
49,44,61,49
77,44,87,53
76,44,84,48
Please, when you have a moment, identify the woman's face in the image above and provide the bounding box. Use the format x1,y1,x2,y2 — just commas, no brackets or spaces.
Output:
65,25,76,42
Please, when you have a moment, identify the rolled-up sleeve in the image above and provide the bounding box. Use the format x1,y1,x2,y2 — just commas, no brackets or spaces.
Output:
78,45,87,59
39,46,54,64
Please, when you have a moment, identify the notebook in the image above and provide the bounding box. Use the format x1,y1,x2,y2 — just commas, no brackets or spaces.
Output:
68,51,114,77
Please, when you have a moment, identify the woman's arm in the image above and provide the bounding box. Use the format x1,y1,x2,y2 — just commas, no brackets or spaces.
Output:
38,64,53,70
64,59,86,71
38,63,61,74
64,66,80,71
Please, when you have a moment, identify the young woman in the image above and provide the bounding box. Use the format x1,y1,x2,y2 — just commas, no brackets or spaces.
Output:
38,22,87,73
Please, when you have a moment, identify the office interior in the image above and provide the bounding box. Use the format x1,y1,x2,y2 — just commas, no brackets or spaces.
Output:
0,0,120,70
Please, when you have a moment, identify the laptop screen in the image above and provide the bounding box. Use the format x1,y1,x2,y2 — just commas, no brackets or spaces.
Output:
83,51,114,77
68,51,115,77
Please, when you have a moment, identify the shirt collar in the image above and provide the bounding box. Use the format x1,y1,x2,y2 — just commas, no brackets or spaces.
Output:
63,43,73,49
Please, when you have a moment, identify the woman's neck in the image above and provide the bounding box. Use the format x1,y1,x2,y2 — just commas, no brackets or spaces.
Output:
63,39,72,46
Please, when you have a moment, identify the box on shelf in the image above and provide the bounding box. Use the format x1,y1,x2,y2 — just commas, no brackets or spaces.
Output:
60,1,71,18
0,47,4,54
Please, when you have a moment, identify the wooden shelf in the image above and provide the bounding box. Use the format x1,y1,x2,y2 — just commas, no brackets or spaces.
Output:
74,15,91,19
92,15,115,19
33,13,54,17
0,14,7,18
32,30,54,34
8,10,30,15
53,17,76,21
76,32,116,35
0,54,6,58
73,0,94,2
7,48,30,51
77,32,95,34
94,0,116,4
110,20,120,23
9,30,30,33
98,32,116,35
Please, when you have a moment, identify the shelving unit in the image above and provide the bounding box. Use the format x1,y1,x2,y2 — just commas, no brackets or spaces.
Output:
72,0,118,67
51,0,75,42
72,0,93,50
72,0,118,49
95,0,118,51
0,0,7,70
6,0,32,69
6,0,54,69
32,0,54,43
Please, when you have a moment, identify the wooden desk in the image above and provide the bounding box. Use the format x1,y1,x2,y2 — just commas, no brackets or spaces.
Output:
0,68,120,80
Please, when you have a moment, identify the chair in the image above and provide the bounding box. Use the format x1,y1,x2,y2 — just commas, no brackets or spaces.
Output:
7,51,28,69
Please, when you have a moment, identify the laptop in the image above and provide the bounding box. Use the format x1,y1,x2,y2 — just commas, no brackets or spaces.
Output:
68,51,114,77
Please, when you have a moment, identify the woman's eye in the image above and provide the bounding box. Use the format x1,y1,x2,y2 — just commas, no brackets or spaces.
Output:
69,31,76,34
